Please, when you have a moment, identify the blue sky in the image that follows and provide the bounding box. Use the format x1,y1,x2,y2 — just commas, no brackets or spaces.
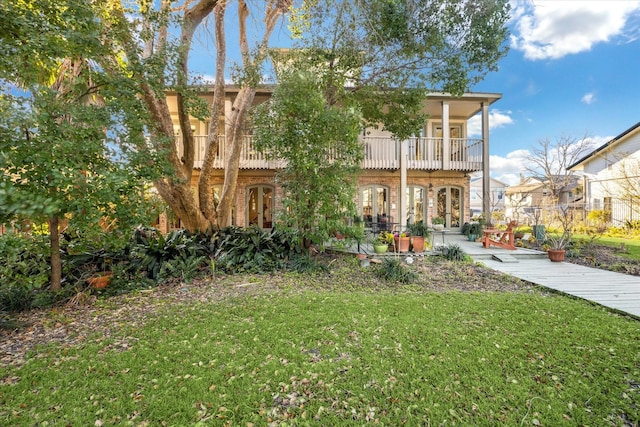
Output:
470,1,640,185
189,1,640,186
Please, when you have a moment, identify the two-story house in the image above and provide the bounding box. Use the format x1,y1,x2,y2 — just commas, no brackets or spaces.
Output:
569,121,640,226
165,86,501,233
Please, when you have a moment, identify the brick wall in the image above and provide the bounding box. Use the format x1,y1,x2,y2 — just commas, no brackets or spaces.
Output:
175,169,471,228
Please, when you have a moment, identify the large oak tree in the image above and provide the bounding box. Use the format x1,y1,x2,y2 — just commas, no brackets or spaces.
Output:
100,0,509,233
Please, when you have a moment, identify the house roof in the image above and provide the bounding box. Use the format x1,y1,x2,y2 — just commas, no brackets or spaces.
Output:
506,175,580,194
166,86,501,121
470,176,508,187
568,120,640,170
505,182,544,193
419,92,502,120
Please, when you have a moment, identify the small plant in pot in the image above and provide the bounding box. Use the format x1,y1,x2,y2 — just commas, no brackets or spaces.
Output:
375,231,394,253
544,206,573,262
468,223,481,241
432,216,445,230
407,222,431,253
393,231,411,252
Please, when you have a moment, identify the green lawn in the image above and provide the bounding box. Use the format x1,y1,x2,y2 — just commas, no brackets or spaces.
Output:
574,234,640,260
1,289,638,426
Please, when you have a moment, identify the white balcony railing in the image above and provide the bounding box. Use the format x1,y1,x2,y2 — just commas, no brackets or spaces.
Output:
176,135,483,172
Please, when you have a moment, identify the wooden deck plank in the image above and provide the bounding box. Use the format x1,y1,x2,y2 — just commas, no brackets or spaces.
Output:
443,233,640,319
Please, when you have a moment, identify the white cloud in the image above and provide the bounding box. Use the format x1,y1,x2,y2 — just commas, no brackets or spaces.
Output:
581,92,596,104
510,1,640,60
468,110,514,136
490,136,610,186
489,150,532,185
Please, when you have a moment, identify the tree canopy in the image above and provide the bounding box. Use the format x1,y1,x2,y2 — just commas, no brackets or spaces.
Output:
0,0,161,289
253,70,363,249
1,0,511,240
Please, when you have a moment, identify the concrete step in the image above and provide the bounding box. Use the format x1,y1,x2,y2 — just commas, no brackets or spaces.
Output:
492,254,519,263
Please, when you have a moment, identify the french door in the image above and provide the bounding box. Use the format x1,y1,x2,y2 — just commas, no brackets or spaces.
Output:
247,185,273,229
435,186,461,229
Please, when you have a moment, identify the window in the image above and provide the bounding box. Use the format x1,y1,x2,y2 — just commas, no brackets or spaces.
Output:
360,185,389,225
406,186,426,224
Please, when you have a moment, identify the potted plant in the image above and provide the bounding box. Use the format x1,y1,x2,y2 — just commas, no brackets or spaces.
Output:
394,231,411,252
432,216,445,230
407,222,431,253
374,232,393,254
468,223,481,241
544,206,573,262
87,271,112,289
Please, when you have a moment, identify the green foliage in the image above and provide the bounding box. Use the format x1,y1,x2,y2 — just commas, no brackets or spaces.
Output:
0,233,50,312
287,253,329,274
253,70,363,250
158,252,207,284
0,285,34,313
406,221,431,237
129,228,211,281
214,226,300,274
374,257,418,284
432,216,445,225
469,223,482,235
288,0,510,139
377,231,395,245
461,222,471,235
438,243,469,262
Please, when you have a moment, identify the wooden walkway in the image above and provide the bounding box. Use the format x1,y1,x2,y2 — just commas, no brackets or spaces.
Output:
444,233,640,319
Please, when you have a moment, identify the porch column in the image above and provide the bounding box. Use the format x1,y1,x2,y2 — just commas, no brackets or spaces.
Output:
400,139,408,230
481,101,491,223
442,101,450,170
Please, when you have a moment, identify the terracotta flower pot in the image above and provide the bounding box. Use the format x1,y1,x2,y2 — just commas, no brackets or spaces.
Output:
87,272,112,289
411,236,425,253
547,249,565,262
394,236,410,252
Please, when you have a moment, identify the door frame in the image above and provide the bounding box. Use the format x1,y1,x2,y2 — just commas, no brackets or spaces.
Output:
434,185,463,230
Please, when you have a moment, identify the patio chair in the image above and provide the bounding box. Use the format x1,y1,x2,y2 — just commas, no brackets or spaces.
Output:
482,220,517,250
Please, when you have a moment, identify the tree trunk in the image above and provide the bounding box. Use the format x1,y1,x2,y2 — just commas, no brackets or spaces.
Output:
216,86,256,227
154,178,211,232
198,1,227,224
48,215,62,291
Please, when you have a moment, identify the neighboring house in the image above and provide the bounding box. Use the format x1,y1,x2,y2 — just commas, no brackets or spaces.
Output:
469,176,507,216
568,121,640,226
164,86,501,232
504,175,582,224
504,176,545,224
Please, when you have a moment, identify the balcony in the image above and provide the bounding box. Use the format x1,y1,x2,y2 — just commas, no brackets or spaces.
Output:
176,135,484,172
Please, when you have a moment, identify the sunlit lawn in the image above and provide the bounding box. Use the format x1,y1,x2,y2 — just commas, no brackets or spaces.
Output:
1,289,638,426
574,234,640,260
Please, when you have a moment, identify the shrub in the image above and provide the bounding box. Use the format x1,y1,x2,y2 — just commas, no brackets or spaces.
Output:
129,227,211,280
0,233,50,311
288,253,329,273
158,252,208,284
214,226,300,274
0,285,34,312
374,258,418,284
438,243,468,262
